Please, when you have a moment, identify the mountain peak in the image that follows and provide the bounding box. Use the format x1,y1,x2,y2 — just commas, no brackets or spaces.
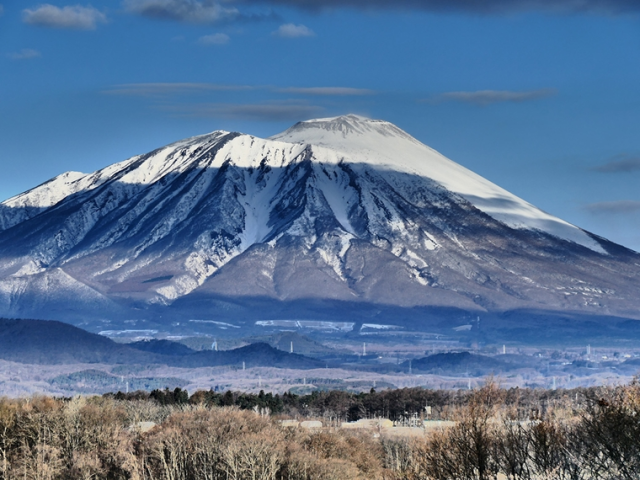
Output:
298,113,381,130
271,113,416,145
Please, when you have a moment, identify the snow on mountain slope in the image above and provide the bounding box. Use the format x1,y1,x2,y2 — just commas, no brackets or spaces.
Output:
0,131,233,233
0,267,120,320
0,114,638,326
271,115,605,254
0,171,86,230
0,157,145,231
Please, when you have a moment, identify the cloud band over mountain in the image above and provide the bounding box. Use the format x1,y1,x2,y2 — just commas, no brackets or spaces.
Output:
227,0,640,14
162,102,324,121
592,156,640,173
427,89,557,106
120,0,640,24
585,201,640,215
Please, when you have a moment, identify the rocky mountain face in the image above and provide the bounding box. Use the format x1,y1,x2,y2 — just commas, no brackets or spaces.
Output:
0,115,638,336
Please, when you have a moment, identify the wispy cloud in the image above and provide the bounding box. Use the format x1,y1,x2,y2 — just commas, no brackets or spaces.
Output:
591,155,640,173
103,82,371,97
585,200,640,215
102,83,369,120
198,32,230,45
103,82,253,96
239,0,640,15
0,5,4,16
427,89,557,106
278,87,374,96
8,49,41,60
272,23,315,38
23,4,107,30
164,102,323,121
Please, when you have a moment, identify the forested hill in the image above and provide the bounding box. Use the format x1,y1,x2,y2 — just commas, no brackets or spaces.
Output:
0,318,322,368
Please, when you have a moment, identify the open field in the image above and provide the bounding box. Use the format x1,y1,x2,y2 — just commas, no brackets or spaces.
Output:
1,381,639,479
0,358,636,398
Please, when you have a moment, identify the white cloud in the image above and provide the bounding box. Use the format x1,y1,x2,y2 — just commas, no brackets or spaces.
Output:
272,23,315,38
23,4,107,30
8,49,42,60
0,5,4,16
198,32,230,45
123,0,239,24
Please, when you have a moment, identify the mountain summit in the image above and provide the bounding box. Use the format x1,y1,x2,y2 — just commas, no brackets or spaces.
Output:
0,115,638,333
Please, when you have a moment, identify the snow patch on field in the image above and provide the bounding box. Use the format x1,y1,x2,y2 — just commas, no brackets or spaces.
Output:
361,323,403,330
256,320,355,332
189,320,240,328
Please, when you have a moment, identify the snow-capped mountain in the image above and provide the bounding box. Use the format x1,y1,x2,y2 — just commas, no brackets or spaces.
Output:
0,115,638,330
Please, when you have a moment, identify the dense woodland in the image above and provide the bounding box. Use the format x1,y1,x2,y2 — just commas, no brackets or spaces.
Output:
0,381,639,479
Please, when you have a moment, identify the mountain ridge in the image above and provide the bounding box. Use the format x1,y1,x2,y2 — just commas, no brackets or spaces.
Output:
0,115,638,332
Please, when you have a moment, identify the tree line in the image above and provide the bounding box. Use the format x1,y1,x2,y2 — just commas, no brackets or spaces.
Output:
0,381,638,479
109,383,587,424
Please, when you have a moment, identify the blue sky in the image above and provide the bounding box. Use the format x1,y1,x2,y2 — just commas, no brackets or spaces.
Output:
2,0,640,250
